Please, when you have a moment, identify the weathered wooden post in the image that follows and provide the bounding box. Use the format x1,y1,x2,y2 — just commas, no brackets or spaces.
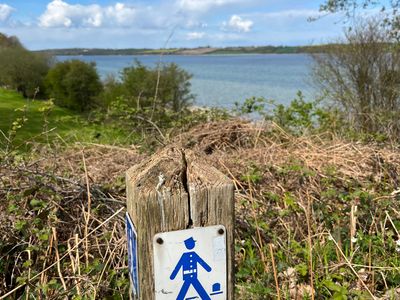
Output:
126,147,235,299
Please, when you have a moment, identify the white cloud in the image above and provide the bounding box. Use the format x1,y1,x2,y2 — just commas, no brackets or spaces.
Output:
186,31,205,40
222,15,253,33
177,0,244,13
105,3,137,27
0,3,13,22
39,0,136,28
38,0,212,31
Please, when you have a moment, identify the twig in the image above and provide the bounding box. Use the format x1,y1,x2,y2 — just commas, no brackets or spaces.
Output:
67,238,81,296
76,142,137,153
134,115,166,143
217,159,246,191
150,27,176,121
25,238,32,300
82,151,91,268
95,232,120,294
305,192,315,300
0,129,10,143
350,204,358,254
269,244,281,300
75,234,82,294
328,232,376,299
385,211,400,239
52,227,67,291
379,271,388,290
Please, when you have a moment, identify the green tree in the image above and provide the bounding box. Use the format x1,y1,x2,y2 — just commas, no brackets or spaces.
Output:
0,33,52,98
45,60,102,112
158,62,193,112
100,61,194,126
119,61,193,113
119,61,158,112
0,33,23,49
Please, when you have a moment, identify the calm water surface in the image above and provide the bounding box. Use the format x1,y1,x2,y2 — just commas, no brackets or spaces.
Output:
57,54,315,108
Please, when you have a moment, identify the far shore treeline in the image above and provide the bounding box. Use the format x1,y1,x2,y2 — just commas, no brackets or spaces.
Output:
35,45,329,56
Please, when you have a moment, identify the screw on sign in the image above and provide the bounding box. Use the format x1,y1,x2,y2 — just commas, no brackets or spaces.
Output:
153,226,227,299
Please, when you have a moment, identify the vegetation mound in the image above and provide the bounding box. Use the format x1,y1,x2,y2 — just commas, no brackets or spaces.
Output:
1,120,400,298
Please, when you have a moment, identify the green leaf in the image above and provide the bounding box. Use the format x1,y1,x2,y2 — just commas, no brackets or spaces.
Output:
15,220,27,231
22,260,32,268
323,280,342,292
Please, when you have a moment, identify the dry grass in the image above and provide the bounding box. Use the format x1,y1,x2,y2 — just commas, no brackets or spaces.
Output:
0,145,141,298
174,120,400,298
1,119,400,298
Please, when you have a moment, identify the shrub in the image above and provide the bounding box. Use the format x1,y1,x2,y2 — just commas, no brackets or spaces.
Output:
234,93,344,136
267,92,344,135
0,34,52,98
45,60,102,112
312,19,400,139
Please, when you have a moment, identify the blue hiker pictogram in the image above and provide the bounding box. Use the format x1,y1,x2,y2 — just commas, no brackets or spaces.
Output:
170,237,212,300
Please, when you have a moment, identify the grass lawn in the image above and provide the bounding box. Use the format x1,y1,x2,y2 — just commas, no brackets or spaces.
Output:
0,88,133,151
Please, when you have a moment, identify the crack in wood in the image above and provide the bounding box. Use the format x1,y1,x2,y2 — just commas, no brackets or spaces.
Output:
180,149,193,229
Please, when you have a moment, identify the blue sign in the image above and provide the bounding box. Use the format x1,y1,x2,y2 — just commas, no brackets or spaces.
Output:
126,212,139,296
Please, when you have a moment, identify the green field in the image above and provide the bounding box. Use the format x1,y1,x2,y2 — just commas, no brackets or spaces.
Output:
0,88,132,151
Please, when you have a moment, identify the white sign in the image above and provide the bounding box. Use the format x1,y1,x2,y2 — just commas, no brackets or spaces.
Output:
153,225,227,300
126,213,139,296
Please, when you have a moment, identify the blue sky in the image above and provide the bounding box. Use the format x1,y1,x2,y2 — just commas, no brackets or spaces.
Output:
0,0,351,50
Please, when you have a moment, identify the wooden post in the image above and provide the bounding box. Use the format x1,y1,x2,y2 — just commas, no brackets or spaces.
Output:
126,147,235,299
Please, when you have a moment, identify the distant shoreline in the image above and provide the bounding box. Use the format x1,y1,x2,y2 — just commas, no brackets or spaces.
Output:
35,45,326,56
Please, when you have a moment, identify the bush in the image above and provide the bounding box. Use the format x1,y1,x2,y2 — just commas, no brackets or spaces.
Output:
312,19,400,139
0,34,51,98
101,61,193,116
267,92,344,135
234,93,344,136
46,60,102,112
99,75,124,108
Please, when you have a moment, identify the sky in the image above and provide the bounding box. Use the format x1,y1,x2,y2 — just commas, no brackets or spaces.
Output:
0,0,353,50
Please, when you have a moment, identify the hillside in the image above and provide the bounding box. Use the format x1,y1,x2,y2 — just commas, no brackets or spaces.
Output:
0,89,136,150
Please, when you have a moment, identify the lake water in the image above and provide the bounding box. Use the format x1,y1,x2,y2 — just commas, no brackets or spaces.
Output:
57,54,315,108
